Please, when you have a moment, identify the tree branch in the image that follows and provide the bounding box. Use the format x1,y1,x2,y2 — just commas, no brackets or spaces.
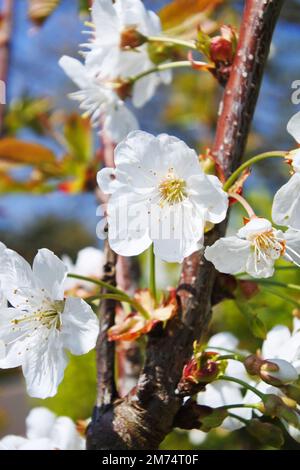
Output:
87,0,284,450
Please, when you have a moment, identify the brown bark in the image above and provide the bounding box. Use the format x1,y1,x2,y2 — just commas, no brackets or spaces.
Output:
87,0,284,450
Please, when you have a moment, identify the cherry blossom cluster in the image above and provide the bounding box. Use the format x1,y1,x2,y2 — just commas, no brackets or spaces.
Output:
179,320,300,445
59,0,172,142
0,408,85,450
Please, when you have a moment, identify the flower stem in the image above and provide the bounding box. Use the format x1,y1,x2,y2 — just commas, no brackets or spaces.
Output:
130,60,193,83
223,151,287,192
220,403,260,411
241,278,300,292
98,293,150,320
68,273,126,297
217,354,246,361
221,375,265,399
227,412,249,425
228,192,255,218
68,275,151,319
147,35,197,50
149,244,157,304
205,346,247,360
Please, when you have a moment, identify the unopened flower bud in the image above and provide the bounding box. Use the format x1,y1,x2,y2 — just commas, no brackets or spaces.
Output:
120,27,147,49
262,394,299,427
209,26,237,64
260,358,298,386
177,352,222,395
244,354,264,376
245,355,298,386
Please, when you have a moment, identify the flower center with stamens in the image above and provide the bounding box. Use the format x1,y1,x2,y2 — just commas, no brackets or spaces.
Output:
159,174,187,206
11,300,65,331
250,230,286,260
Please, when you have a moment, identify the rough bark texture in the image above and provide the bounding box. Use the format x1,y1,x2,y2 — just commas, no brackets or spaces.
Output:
87,0,284,450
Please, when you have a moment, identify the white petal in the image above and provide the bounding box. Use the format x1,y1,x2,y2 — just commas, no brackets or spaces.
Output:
156,133,202,180
85,46,120,77
188,429,207,446
107,192,152,256
226,359,249,383
132,73,160,108
197,381,251,431
292,149,300,172
33,249,68,300
61,297,99,355
51,417,85,450
205,237,251,274
20,438,54,450
287,111,300,143
189,174,228,224
97,167,117,194
74,247,104,280
272,173,300,229
152,204,204,263
0,307,33,369
114,130,159,167
265,358,298,383
0,435,28,450
262,325,292,359
238,217,272,239
208,332,239,351
0,249,36,308
59,56,89,90
26,407,56,439
283,228,300,266
103,104,139,143
115,0,156,35
246,252,275,278
92,0,120,44
22,329,68,398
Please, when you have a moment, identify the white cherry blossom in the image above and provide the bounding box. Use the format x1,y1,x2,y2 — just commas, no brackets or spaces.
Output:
59,55,138,143
0,248,99,398
261,321,300,374
0,407,85,450
272,112,300,229
84,0,171,108
197,332,252,431
97,131,228,263
205,217,300,278
62,247,104,293
244,320,300,441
